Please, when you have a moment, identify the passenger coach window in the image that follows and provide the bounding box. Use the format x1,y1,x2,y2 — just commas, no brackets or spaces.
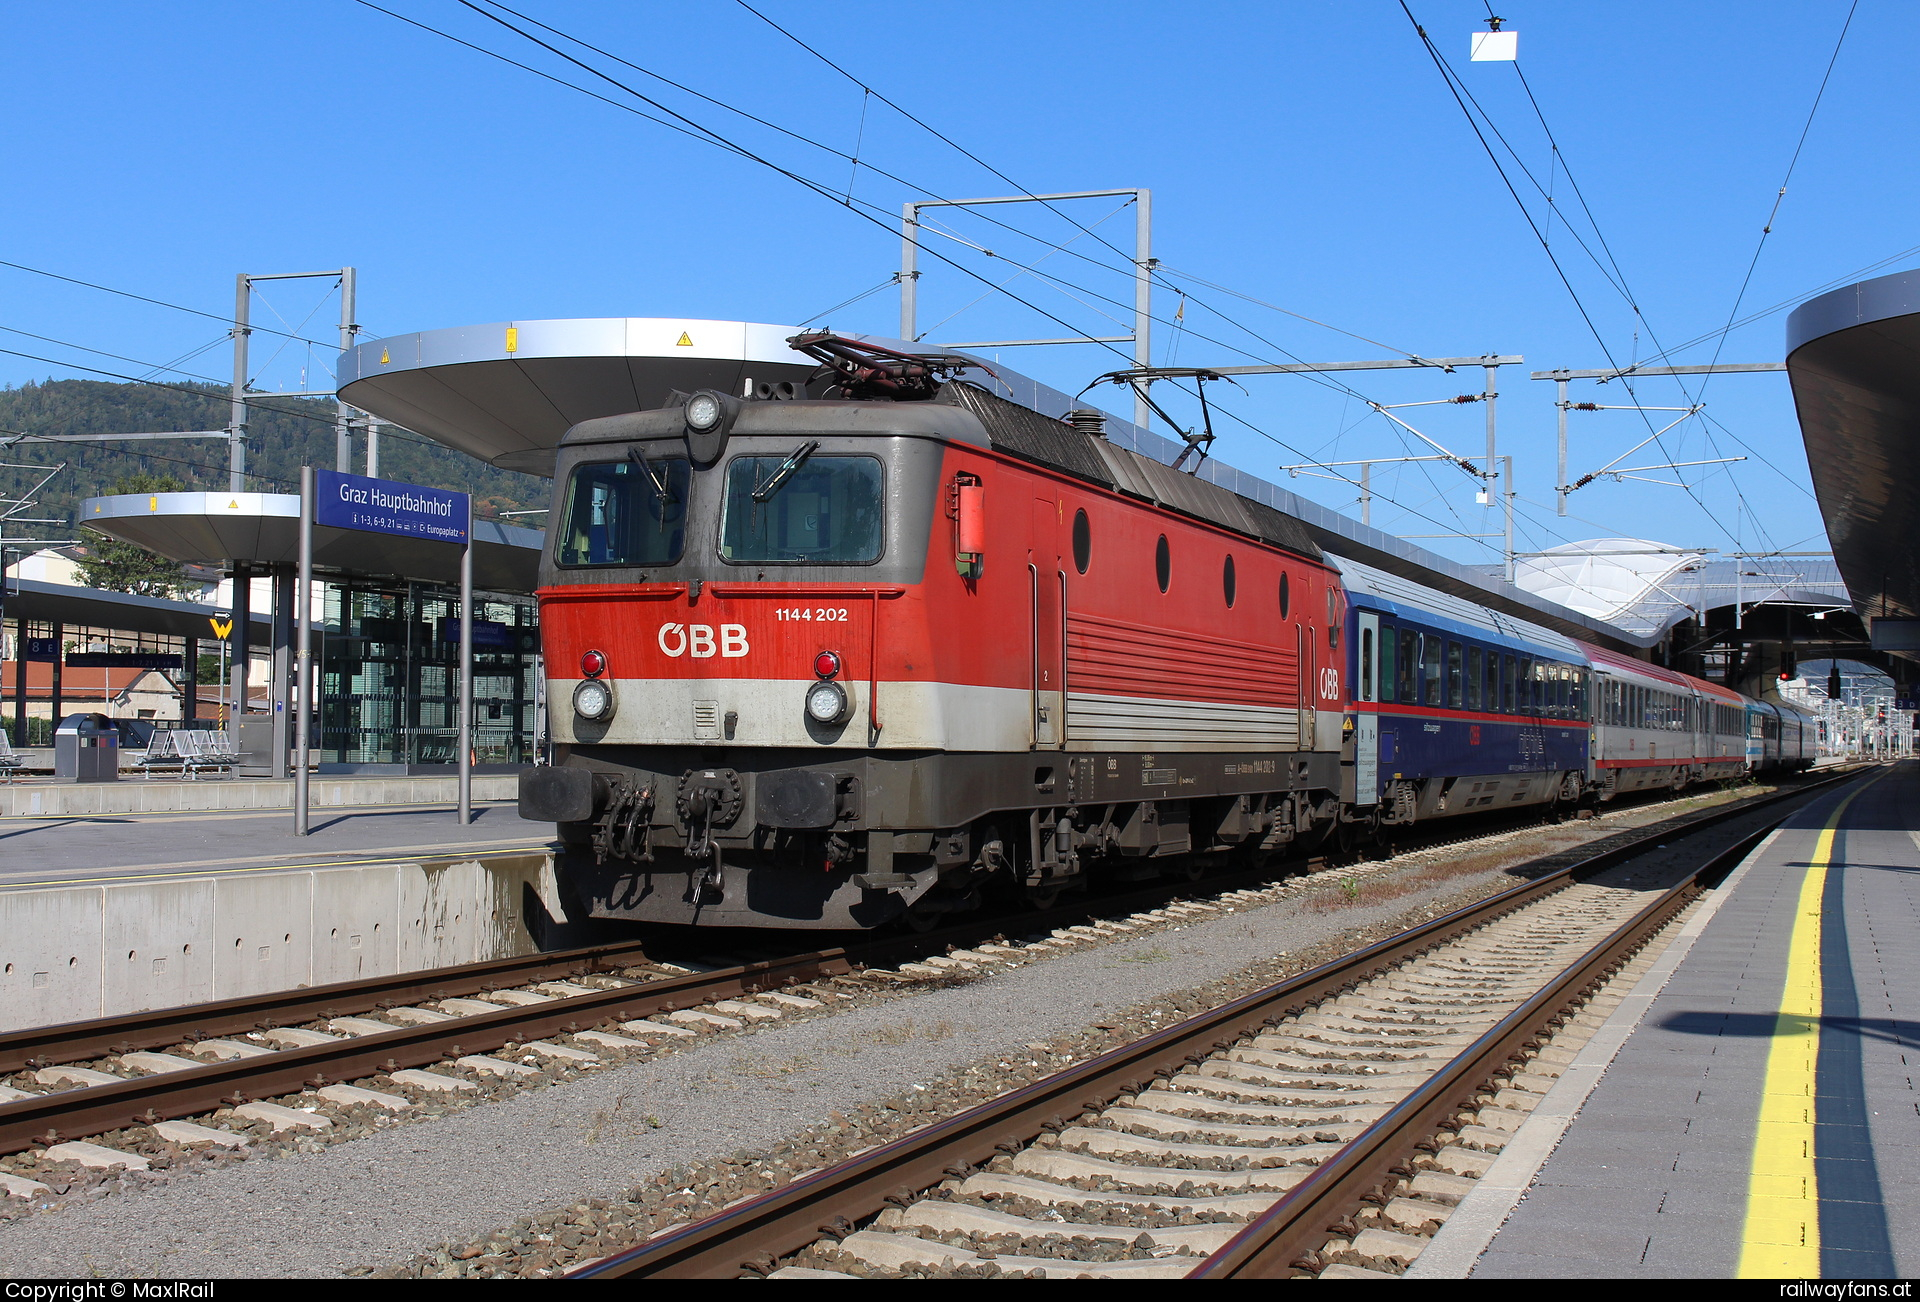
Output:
1502,655,1516,713
720,454,884,564
1399,629,1417,703
1519,658,1534,714
1360,628,1373,702
1378,624,1397,703
1466,647,1483,711
1445,641,1463,708
1423,636,1443,706
558,456,691,567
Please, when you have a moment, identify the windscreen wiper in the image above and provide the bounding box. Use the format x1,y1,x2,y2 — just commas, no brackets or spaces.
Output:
751,440,819,502
628,444,674,501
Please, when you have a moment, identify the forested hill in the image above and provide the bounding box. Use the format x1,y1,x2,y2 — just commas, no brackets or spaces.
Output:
0,379,549,541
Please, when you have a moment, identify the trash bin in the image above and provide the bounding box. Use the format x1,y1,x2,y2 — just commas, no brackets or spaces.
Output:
54,713,120,783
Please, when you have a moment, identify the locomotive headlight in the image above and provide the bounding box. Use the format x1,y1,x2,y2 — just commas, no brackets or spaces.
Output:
573,676,617,722
684,391,724,432
804,679,849,725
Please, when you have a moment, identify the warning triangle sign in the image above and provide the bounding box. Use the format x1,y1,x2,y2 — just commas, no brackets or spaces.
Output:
675,332,693,347
380,347,390,364
227,500,239,509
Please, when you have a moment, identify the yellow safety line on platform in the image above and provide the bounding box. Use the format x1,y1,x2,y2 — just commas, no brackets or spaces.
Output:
1736,781,1870,1278
0,844,555,891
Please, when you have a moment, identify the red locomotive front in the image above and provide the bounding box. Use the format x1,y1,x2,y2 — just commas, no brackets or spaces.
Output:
520,343,1345,929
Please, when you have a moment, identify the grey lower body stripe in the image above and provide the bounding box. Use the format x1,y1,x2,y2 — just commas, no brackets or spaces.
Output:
1404,828,1783,1279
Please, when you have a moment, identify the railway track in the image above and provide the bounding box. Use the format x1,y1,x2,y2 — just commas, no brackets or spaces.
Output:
565,767,1862,1279
0,771,1845,1201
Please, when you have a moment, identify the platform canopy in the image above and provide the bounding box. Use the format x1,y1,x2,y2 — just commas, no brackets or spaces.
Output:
337,318,820,476
1788,270,1920,652
80,492,543,594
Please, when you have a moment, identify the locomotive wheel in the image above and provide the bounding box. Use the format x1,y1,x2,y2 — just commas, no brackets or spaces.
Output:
1023,882,1065,910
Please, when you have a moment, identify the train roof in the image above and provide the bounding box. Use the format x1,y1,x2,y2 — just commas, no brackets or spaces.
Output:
1330,556,1585,659
1581,641,1744,703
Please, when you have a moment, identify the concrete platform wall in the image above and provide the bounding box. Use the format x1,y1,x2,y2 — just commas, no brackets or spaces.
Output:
0,852,570,1033
0,774,519,816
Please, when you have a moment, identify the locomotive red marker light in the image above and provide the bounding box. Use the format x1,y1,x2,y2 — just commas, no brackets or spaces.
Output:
581,649,607,678
813,650,841,679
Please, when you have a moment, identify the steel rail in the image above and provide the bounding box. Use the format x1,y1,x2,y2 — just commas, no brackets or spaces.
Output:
1185,818,1783,1277
568,768,1862,1278
7,769,1815,1079
0,772,1848,1161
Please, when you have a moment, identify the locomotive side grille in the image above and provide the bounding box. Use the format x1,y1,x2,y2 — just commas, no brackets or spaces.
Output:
692,700,721,739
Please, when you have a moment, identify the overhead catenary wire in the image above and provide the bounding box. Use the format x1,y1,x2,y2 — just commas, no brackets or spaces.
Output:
1398,3,1756,553
361,1,1517,556
470,0,1448,397
1698,0,1859,401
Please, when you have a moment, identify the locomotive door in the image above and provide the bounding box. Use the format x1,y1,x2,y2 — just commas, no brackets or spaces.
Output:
1355,612,1379,804
1029,498,1063,748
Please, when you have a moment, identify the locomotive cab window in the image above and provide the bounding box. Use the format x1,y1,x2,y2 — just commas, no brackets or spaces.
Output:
557,456,692,567
719,453,884,564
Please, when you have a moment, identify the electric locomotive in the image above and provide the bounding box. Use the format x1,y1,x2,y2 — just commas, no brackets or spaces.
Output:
519,335,1349,930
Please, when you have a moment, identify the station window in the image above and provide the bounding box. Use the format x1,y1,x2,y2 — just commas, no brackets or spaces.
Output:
1465,646,1484,711
1446,641,1464,708
1379,624,1397,703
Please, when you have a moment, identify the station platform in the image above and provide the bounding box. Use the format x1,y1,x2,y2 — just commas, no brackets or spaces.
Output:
0,795,569,1033
1429,764,1917,1279
0,796,549,891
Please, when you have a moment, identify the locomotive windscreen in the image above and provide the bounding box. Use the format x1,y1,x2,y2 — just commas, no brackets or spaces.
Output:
719,453,884,563
557,457,691,566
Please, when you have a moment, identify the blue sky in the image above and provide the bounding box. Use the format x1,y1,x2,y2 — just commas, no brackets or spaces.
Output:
1,1,1906,569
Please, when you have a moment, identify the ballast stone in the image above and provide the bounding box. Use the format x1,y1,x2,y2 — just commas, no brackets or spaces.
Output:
261,1027,338,1048
236,1102,331,1131
318,1083,411,1110
44,1141,148,1170
390,1069,476,1092
151,1120,247,1147
33,1066,123,1088
120,1052,203,1074
193,1038,275,1060
457,1054,540,1078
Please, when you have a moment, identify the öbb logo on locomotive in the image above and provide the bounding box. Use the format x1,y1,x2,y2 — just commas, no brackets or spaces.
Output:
657,623,750,658
520,346,1819,934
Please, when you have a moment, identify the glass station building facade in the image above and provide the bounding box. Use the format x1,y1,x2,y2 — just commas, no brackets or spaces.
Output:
318,579,539,769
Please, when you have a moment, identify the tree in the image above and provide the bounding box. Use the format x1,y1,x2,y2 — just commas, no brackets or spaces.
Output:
73,474,197,599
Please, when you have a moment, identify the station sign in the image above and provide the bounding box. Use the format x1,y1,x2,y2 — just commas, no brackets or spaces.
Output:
316,469,470,544
66,652,183,670
440,617,527,651
23,637,58,662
